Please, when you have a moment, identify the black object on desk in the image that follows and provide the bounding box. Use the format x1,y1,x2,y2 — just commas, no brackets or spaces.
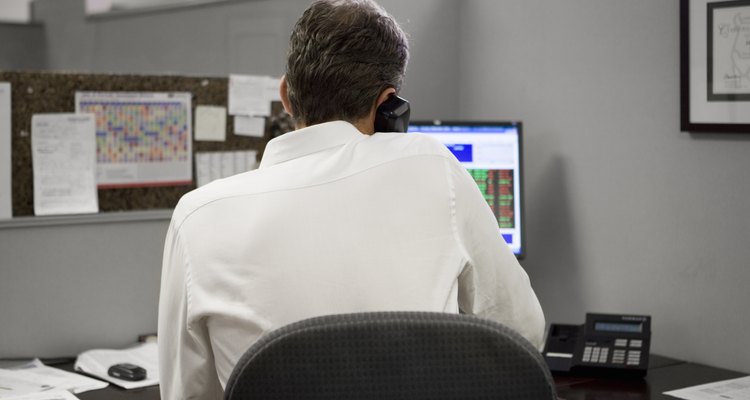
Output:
108,363,147,381
544,313,652,378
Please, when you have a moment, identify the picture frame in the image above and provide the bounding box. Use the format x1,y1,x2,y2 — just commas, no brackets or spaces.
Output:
681,0,750,133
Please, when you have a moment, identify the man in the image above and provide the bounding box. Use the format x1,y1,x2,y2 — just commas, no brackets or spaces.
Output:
158,0,545,398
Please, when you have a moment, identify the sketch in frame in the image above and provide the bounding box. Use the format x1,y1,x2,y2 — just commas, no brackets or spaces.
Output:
707,0,750,101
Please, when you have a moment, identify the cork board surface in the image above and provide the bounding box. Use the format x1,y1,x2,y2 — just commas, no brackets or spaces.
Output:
0,70,293,216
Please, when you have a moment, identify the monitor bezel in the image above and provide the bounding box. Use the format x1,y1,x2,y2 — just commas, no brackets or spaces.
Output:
408,120,525,259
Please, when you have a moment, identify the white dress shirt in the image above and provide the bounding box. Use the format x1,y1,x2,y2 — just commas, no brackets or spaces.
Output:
158,121,545,400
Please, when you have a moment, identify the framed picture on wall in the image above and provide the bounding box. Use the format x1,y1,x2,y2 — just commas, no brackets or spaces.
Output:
681,0,750,132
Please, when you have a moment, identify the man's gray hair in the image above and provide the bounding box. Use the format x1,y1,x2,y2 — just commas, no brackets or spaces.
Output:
285,0,409,126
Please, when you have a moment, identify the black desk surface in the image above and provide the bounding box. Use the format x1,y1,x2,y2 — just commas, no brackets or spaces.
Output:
52,355,746,400
555,355,747,400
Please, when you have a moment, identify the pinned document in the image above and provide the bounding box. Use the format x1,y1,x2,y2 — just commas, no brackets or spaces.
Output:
31,114,99,216
75,91,193,188
228,74,272,117
195,150,258,187
0,83,10,220
195,105,227,141
234,115,266,137
265,76,282,102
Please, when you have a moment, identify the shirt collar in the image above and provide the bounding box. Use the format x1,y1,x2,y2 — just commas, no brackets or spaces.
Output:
259,121,365,168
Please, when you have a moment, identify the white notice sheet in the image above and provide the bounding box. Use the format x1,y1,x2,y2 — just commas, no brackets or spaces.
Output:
0,82,11,219
31,114,99,216
265,76,282,102
234,115,265,137
195,150,258,187
195,105,227,142
665,375,750,400
228,74,272,117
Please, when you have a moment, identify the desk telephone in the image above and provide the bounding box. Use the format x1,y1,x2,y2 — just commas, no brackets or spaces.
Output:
543,313,651,377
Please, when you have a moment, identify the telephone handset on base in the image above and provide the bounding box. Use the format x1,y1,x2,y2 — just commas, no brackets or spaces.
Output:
374,95,410,133
543,313,651,378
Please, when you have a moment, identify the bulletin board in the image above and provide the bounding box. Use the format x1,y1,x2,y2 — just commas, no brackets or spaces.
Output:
0,71,293,217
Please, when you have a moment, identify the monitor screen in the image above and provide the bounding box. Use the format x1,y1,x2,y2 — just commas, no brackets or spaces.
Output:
408,121,525,258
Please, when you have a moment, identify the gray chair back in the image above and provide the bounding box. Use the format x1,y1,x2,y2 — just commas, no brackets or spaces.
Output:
224,311,556,400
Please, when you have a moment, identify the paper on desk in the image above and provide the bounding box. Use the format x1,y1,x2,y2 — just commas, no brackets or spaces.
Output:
31,113,98,216
8,359,107,395
664,375,750,400
0,368,53,398
2,390,80,400
74,342,158,390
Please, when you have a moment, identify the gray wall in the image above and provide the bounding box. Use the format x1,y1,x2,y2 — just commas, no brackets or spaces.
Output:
0,217,167,357
1,0,462,357
31,0,461,120
0,22,46,70
2,0,748,374
459,0,750,373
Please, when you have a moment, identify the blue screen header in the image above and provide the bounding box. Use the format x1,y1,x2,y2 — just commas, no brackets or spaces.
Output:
409,125,518,134
445,144,473,162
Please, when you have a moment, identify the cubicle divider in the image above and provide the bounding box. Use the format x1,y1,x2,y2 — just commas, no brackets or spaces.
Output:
0,70,292,217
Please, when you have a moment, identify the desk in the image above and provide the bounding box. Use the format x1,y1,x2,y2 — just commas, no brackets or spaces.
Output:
52,355,746,400
555,355,747,400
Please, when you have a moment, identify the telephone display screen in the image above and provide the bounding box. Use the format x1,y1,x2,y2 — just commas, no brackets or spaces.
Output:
594,321,643,333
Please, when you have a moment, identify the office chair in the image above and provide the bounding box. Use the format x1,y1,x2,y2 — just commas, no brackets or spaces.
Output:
224,311,556,400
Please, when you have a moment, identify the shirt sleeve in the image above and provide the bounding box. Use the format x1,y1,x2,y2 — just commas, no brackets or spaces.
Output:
158,217,223,400
449,159,546,349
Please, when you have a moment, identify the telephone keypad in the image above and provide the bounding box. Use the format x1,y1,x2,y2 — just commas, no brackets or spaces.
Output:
612,349,627,364
627,350,642,366
582,346,611,364
598,348,609,363
582,346,592,362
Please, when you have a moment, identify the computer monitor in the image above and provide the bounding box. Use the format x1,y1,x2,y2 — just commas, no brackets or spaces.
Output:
408,121,525,258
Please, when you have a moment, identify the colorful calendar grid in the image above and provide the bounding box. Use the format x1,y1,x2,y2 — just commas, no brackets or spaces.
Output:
75,92,193,188
79,101,190,164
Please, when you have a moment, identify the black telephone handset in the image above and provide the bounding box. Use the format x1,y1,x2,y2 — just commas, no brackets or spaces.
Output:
374,95,411,133
543,313,651,378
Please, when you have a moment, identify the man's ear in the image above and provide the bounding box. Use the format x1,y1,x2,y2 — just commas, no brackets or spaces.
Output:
357,87,398,135
375,87,397,110
280,75,293,116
